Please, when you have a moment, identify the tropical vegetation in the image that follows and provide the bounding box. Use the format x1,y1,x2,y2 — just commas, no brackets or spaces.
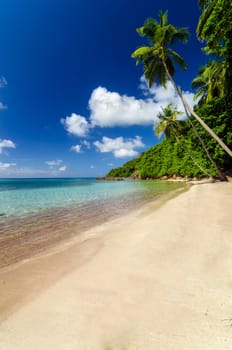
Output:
107,1,232,180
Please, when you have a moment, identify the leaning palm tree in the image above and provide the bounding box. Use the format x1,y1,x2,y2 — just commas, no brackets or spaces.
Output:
132,10,232,157
154,104,211,177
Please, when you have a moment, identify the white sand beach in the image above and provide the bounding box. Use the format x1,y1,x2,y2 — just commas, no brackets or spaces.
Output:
0,181,232,349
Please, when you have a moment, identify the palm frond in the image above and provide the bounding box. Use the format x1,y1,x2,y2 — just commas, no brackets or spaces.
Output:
153,121,164,138
158,10,168,27
131,46,153,65
197,0,218,39
168,49,187,70
131,46,153,58
137,18,159,44
132,10,189,89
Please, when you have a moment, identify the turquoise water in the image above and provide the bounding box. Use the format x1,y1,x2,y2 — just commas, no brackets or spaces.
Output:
0,178,187,268
0,177,184,219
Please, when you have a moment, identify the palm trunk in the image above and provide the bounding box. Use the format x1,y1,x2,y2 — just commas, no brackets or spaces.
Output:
163,60,232,158
187,115,225,179
183,98,232,157
179,89,225,180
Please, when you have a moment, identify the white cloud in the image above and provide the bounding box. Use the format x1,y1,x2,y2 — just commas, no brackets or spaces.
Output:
88,82,195,128
0,139,16,154
0,77,7,88
0,165,69,177
94,136,144,158
0,102,7,110
61,113,90,137
82,140,91,149
139,76,195,115
0,77,8,110
61,77,195,149
89,86,157,127
45,159,63,167
45,159,66,172
0,162,16,170
59,165,67,172
0,166,50,177
90,165,95,169
71,144,82,153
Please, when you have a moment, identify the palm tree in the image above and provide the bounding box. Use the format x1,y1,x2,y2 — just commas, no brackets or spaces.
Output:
197,0,232,111
198,0,211,8
154,104,211,177
192,60,226,104
132,10,232,157
197,0,218,40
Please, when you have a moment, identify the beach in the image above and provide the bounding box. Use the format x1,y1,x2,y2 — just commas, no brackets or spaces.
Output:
0,181,232,349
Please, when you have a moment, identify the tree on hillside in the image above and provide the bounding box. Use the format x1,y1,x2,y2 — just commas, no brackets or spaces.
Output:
131,10,232,157
197,0,232,110
197,0,232,57
154,104,211,177
192,60,226,104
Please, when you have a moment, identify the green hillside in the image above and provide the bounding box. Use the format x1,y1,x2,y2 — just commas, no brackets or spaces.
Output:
107,105,232,179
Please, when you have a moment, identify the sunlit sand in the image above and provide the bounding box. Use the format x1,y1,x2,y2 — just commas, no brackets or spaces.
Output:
0,182,232,349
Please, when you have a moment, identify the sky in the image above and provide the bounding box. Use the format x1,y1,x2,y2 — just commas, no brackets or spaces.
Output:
0,0,207,178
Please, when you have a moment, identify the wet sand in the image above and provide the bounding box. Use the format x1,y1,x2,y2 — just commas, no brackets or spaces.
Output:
0,182,232,349
0,182,186,269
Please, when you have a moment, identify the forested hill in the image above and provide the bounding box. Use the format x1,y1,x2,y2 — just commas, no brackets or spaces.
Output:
106,106,232,180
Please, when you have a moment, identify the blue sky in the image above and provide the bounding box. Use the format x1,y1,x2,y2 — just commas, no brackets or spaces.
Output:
0,0,206,178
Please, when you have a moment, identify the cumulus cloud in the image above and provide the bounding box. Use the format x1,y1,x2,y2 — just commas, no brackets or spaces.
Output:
0,139,16,154
0,162,16,170
61,77,195,159
89,82,195,128
94,136,144,158
45,159,67,172
89,86,157,127
61,113,90,137
61,77,195,136
71,144,82,153
139,76,195,115
45,159,63,167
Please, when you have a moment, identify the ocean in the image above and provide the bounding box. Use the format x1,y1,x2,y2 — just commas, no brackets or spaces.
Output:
0,178,187,269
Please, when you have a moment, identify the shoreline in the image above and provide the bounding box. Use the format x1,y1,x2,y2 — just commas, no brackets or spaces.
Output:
0,182,232,349
0,181,188,270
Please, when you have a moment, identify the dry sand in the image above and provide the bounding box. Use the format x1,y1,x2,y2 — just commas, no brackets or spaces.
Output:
0,181,232,349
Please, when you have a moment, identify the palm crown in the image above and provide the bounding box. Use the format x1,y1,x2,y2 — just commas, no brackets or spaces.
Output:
131,11,189,88
192,60,226,104
154,104,184,139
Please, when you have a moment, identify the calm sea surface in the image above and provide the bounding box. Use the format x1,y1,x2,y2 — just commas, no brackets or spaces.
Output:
0,178,187,268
